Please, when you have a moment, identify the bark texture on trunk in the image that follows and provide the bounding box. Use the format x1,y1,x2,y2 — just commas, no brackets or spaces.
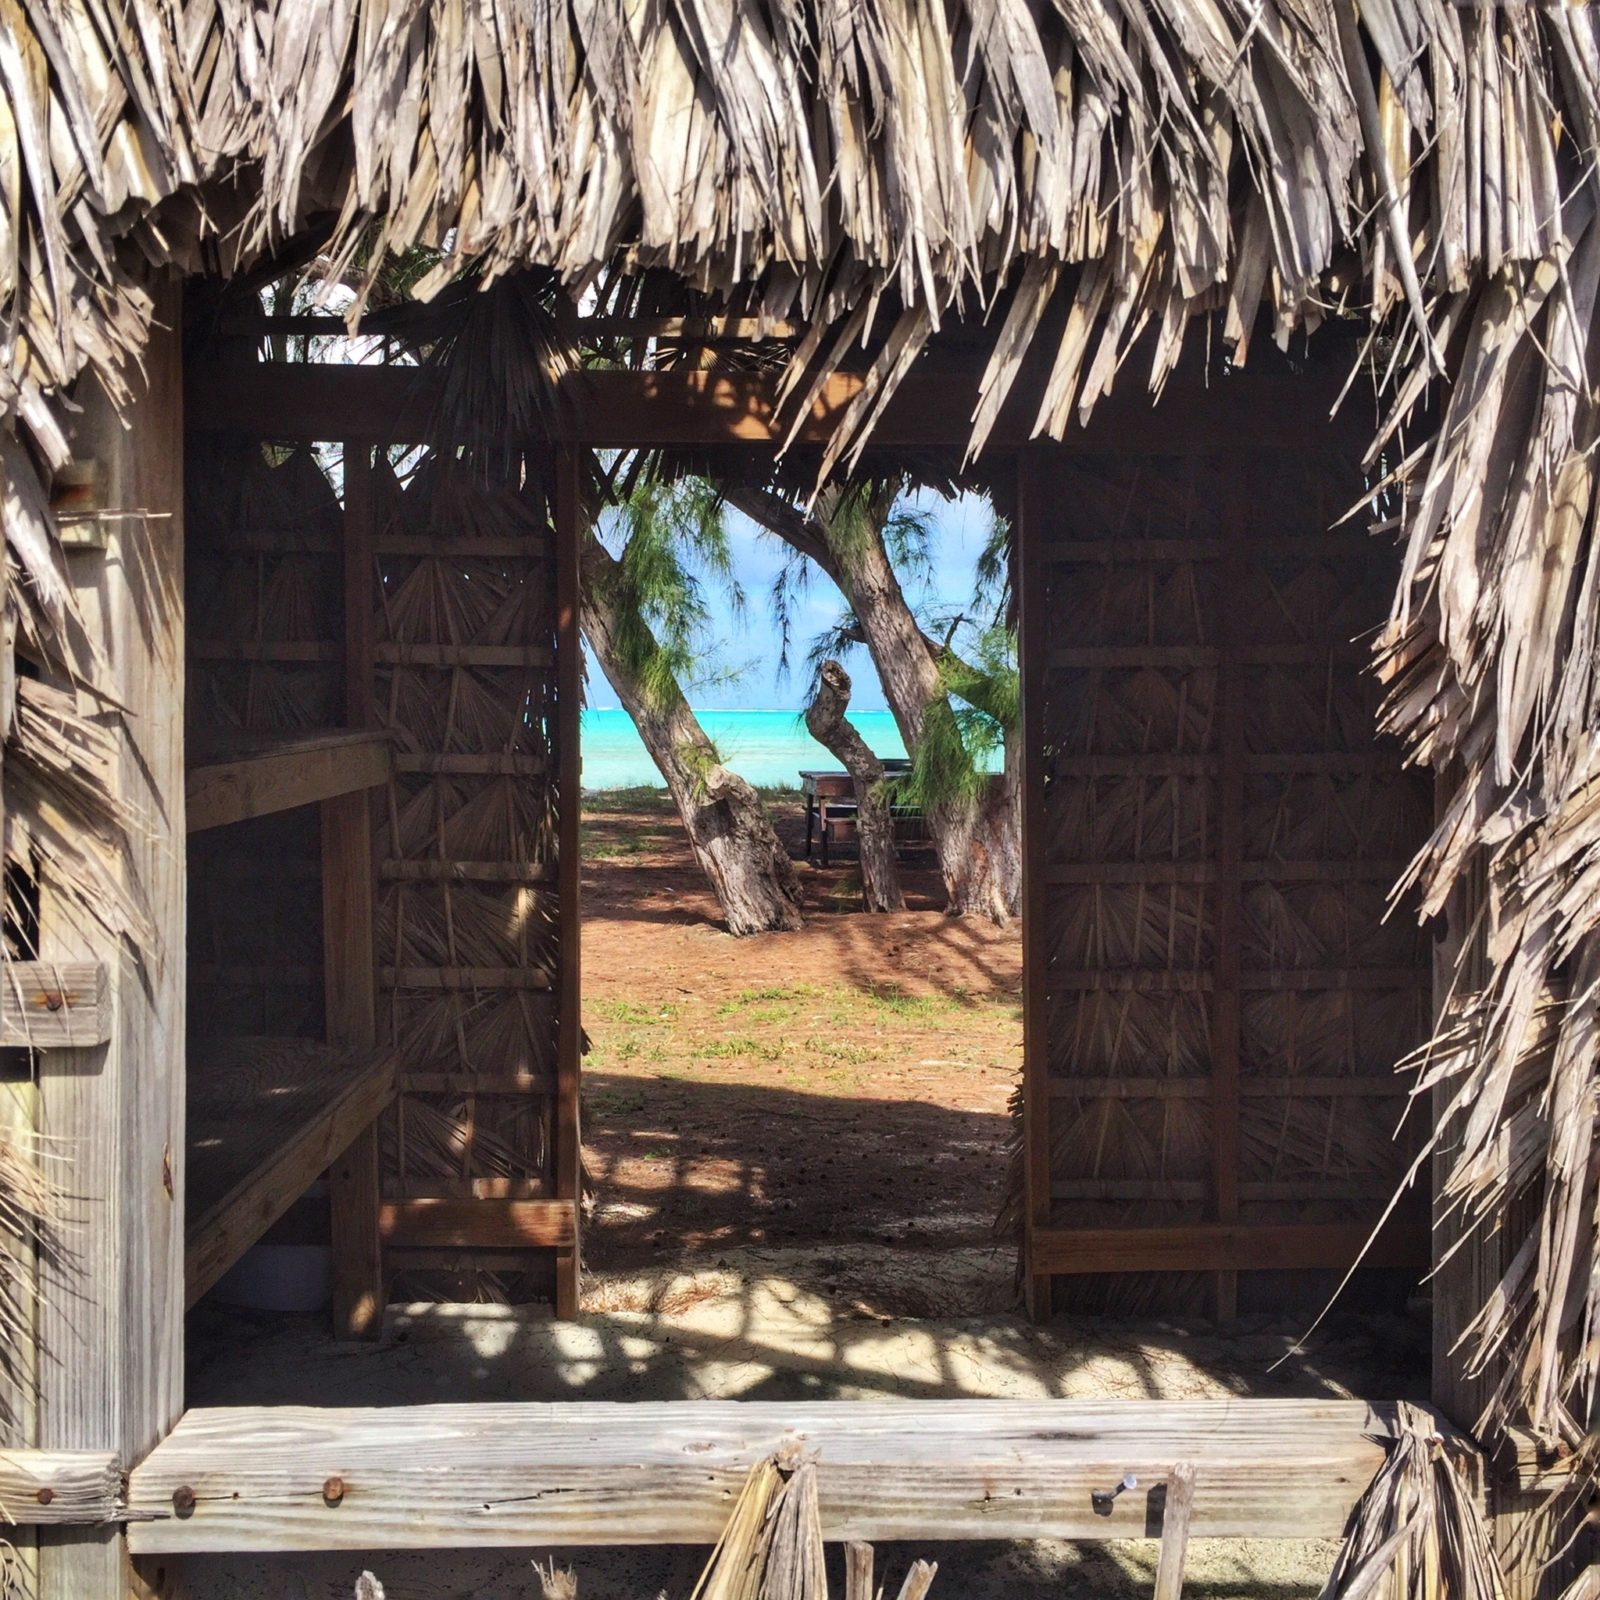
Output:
805,659,904,912
581,538,803,936
727,484,1019,922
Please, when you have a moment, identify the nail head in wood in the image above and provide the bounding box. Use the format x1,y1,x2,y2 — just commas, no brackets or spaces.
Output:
323,1476,346,1505
173,1485,196,1516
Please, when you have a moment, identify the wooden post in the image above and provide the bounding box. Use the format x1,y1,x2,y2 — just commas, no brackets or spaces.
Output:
33,276,186,1598
1153,1463,1197,1600
844,1540,875,1600
1209,486,1247,1324
324,789,382,1338
327,442,384,1339
552,448,583,1318
1017,450,1053,1320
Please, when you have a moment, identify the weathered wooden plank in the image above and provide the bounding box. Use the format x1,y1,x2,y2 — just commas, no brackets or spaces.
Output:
0,962,111,1048
126,1398,1397,1553
1031,1221,1427,1276
0,1450,121,1525
376,1198,575,1250
186,1046,397,1308
187,732,391,832
35,276,187,1599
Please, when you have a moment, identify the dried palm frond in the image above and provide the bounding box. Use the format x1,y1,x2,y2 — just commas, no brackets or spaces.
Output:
1321,1403,1503,1600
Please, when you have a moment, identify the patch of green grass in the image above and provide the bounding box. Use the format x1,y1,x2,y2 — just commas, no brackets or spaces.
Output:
700,1035,786,1062
804,1036,874,1064
591,998,679,1025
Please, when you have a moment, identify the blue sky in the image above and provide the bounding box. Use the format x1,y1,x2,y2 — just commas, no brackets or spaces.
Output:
585,489,996,712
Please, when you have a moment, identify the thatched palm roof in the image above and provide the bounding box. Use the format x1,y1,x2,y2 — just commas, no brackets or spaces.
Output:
4,0,1600,1467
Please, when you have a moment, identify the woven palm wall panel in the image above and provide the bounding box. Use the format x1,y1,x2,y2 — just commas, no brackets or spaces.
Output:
1027,443,1431,1315
367,451,563,1302
187,440,343,1040
187,428,573,1307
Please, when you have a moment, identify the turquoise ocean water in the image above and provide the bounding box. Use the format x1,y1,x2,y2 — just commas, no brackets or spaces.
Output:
580,707,908,791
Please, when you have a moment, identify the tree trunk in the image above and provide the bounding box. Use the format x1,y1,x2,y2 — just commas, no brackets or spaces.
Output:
727,484,1020,921
805,659,904,912
581,537,803,936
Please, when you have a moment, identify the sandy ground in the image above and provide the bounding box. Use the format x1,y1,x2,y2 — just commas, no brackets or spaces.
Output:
179,790,1426,1598
579,789,1022,1316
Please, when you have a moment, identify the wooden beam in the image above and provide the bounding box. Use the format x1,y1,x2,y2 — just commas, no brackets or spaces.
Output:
187,731,391,832
0,961,111,1048
126,1398,1397,1553
327,442,385,1342
1030,1221,1428,1276
1017,452,1051,1320
376,1198,575,1250
0,1451,121,1526
186,1047,398,1308
1210,489,1248,1324
184,364,1367,454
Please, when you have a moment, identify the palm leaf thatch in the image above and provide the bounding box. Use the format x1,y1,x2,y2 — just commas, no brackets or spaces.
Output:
1,0,1599,1500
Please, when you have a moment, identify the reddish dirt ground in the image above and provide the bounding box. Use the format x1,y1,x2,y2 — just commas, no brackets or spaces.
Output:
579,789,1024,1314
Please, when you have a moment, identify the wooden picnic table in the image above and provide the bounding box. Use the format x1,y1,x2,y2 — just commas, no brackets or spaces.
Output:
800,761,912,868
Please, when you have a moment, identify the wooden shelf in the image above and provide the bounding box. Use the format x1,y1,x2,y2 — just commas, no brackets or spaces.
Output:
186,1036,398,1308
186,731,391,833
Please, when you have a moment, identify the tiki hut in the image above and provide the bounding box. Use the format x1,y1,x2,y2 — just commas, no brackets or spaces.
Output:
0,0,1597,1594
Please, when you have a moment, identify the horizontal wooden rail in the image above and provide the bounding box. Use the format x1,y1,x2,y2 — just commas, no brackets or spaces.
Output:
1048,967,1428,992
1,960,111,1048
126,1398,1399,1552
1045,860,1408,886
0,1448,121,1525
378,1198,575,1249
1030,1221,1427,1276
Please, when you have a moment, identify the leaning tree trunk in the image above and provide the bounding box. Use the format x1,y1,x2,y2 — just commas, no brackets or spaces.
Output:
725,483,1020,922
581,539,803,936
816,515,1017,921
805,659,904,912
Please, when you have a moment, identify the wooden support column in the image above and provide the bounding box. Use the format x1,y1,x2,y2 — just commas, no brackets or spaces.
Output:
0,444,38,1591
34,276,186,1598
1016,450,1053,1319
328,442,383,1338
1209,484,1247,1324
552,448,583,1318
